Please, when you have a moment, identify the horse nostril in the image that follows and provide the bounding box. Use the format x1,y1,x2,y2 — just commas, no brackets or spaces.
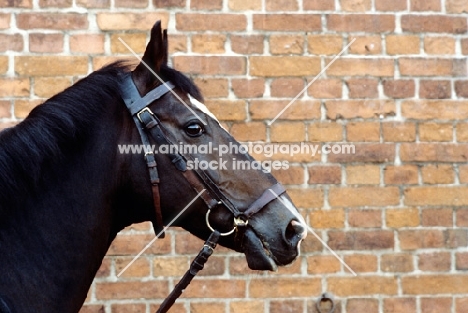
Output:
284,219,306,247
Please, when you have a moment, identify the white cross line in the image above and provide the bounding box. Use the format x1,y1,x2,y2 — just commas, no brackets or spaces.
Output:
117,189,206,277
118,37,207,125
268,189,357,276
268,38,356,126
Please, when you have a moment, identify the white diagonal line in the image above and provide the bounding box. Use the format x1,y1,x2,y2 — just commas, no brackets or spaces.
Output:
268,38,356,126
118,37,207,125
269,189,357,276
117,189,206,277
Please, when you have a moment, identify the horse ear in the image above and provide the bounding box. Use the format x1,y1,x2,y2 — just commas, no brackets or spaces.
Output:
132,20,168,94
142,20,167,71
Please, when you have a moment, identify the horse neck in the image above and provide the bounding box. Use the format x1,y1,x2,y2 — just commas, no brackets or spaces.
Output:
0,103,135,312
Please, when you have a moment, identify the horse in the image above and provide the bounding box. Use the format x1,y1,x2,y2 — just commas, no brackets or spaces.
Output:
0,21,307,313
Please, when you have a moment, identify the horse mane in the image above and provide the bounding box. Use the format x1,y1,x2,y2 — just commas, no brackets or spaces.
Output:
0,61,202,215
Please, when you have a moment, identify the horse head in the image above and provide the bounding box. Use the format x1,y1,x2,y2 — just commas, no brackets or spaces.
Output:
124,21,307,271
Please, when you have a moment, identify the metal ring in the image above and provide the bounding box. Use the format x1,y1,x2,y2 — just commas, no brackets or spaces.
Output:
316,292,335,313
205,208,236,236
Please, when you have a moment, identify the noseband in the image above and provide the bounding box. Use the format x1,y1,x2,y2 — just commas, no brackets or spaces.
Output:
119,73,285,312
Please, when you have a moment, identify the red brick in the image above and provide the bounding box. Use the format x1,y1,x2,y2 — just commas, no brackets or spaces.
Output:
307,255,341,274
402,100,468,120
411,0,441,11
270,301,304,313
419,252,451,272
168,34,187,54
97,13,169,30
308,34,343,55
191,34,226,54
231,78,264,98
0,14,10,29
456,207,468,226
328,230,395,250
375,0,407,11
346,122,380,141
70,34,105,54
111,304,145,313
384,165,418,185
456,252,468,269
231,35,264,54
327,14,395,32
346,164,380,185
347,298,378,313
266,0,298,11
425,36,456,55
95,281,168,299
108,234,171,255
405,186,468,206
230,122,266,141
446,0,468,13
193,78,228,98
383,80,415,98
383,298,416,313
190,0,222,9
419,123,453,142
400,58,457,76
303,0,335,10
308,122,343,142
0,101,11,118
0,34,23,52
190,303,224,313
29,33,63,53
422,208,453,226
463,39,468,55
349,35,382,54
287,188,324,209
17,13,88,30
346,78,379,98
270,34,304,55
326,58,394,77
402,15,467,33
250,100,320,120
385,208,420,228
34,77,71,98
386,35,420,55
271,166,305,184
15,56,88,76
228,0,261,10
250,56,321,77
14,100,42,118
250,278,321,298
402,275,468,294
79,305,105,313
76,0,109,8
110,32,146,54
307,78,342,99
253,14,321,31
0,78,30,97
1,0,31,6
115,257,150,278
327,276,397,296
270,122,305,142
204,100,246,121
419,80,451,99
455,81,468,98
39,0,72,7
343,254,378,273
230,301,264,313
308,165,341,184
421,298,452,313
176,13,246,31
153,0,184,7
381,253,414,272
400,143,468,162
183,279,245,298
327,143,395,164
271,78,304,97
173,56,246,75
421,164,453,184
326,100,395,120
399,230,445,250
382,122,416,142
456,298,468,313
348,209,382,228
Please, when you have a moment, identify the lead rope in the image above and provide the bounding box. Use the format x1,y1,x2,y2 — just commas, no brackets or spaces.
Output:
156,230,220,313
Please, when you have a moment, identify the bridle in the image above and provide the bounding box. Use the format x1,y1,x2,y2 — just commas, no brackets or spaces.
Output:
119,73,286,312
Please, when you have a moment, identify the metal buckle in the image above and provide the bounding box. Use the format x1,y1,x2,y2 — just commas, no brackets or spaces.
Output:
137,107,154,123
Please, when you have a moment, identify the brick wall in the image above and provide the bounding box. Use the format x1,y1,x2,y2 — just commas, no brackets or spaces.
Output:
2,0,468,312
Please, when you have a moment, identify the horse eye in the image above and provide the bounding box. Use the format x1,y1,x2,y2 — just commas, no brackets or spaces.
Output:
185,122,205,137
